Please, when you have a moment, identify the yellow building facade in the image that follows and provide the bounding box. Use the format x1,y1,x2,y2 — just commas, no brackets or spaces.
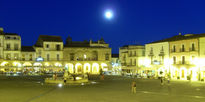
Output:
119,45,145,74
144,42,170,78
143,33,205,81
0,29,111,75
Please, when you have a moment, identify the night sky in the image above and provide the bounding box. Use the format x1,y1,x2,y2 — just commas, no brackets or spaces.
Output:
1,0,205,53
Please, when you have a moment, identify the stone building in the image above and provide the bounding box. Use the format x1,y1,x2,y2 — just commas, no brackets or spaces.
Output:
0,28,111,74
143,33,205,81
63,36,111,74
143,40,170,78
119,45,145,75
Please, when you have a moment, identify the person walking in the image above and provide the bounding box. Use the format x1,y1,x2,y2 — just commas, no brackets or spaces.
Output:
64,77,67,85
131,81,137,93
160,77,164,85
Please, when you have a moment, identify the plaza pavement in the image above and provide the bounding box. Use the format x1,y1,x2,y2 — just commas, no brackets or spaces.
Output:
0,75,205,102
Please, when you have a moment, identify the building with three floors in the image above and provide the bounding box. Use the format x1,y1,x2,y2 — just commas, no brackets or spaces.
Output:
0,28,112,75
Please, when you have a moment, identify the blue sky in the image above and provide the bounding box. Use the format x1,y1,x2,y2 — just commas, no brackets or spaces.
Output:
1,0,205,53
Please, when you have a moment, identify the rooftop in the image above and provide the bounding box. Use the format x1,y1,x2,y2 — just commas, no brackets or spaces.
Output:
150,33,205,44
21,46,35,52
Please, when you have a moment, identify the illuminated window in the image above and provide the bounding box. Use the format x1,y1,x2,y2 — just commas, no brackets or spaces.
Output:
14,44,18,50
84,54,86,59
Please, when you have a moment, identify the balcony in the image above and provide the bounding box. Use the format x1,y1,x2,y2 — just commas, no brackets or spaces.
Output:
159,51,165,56
171,49,176,53
180,48,185,52
189,48,196,52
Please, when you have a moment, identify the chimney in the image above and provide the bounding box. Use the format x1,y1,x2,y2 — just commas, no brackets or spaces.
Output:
179,32,181,35
0,28,3,32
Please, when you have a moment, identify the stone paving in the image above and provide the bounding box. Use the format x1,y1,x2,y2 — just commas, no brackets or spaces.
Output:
0,75,205,102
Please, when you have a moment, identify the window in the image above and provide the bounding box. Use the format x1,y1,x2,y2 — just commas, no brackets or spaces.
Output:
181,45,185,52
161,46,164,52
38,49,42,56
46,44,49,48
173,56,176,64
130,59,132,65
57,54,59,61
161,56,164,64
182,56,185,64
6,43,10,50
84,54,87,60
150,47,153,55
105,53,109,60
191,43,195,51
47,54,49,61
29,54,32,61
70,53,74,61
22,54,25,61
14,44,18,50
134,59,136,65
150,56,153,64
129,51,132,56
56,44,60,50
93,51,98,60
173,45,176,52
14,53,18,60
6,54,11,60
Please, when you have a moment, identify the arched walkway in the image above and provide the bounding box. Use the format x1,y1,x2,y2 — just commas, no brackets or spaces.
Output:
84,63,91,73
92,63,99,74
75,63,83,73
65,63,74,73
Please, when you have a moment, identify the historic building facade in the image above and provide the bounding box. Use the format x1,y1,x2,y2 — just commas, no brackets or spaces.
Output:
0,28,111,74
143,33,205,81
143,42,170,78
119,45,145,74
63,37,111,74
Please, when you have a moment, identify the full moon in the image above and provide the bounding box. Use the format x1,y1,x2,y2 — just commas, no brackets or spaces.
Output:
105,10,113,19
